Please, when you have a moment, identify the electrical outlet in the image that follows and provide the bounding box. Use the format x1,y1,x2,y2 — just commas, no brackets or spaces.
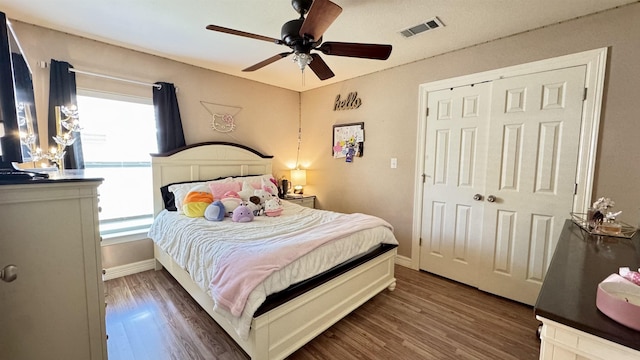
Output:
390,158,398,169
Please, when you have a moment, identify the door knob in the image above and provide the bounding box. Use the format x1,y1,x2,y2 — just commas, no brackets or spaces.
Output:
473,194,483,201
1,264,18,283
487,195,497,203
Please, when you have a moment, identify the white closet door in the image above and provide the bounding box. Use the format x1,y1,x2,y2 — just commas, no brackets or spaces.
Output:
419,83,491,286
477,66,587,305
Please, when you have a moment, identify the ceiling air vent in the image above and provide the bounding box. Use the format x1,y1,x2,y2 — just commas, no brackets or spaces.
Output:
400,17,445,38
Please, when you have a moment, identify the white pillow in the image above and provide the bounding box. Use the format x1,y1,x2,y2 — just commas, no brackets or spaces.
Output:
232,174,275,188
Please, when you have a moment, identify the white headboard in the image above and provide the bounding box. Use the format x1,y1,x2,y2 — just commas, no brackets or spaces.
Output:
151,142,273,215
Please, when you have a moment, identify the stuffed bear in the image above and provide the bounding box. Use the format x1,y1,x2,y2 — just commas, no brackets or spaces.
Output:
232,205,254,222
264,197,283,217
204,200,225,221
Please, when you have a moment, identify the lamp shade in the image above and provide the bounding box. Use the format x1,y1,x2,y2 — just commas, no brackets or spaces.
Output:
290,169,307,186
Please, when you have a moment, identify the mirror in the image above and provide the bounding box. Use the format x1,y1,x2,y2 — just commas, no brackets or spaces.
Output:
0,12,38,164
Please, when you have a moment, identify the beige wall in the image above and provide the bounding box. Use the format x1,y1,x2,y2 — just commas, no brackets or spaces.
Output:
302,3,640,258
101,239,154,269
11,2,640,264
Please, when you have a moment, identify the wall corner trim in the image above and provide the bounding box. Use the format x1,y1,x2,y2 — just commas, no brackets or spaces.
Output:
394,255,413,268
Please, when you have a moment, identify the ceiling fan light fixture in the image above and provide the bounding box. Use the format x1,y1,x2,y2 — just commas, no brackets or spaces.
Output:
292,52,312,71
206,0,391,80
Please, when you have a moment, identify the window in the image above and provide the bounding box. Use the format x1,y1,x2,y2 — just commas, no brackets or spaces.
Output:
77,90,157,239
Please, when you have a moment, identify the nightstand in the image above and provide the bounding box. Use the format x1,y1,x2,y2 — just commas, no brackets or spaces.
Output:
285,194,316,209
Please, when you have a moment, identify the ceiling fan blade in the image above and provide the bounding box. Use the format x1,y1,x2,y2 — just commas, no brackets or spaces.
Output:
206,25,281,44
299,0,343,41
242,52,293,72
317,42,392,60
308,53,335,80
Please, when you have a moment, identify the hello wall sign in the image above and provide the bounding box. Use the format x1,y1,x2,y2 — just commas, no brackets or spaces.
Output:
334,92,362,111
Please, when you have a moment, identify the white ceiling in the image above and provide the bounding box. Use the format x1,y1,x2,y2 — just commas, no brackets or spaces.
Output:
0,0,634,92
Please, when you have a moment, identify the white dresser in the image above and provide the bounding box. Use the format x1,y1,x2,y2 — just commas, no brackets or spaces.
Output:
0,175,107,360
535,221,640,360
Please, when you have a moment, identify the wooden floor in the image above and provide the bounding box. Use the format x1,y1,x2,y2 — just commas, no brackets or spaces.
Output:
105,265,541,359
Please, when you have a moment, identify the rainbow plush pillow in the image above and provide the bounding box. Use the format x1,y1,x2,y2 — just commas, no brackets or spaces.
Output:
182,185,213,217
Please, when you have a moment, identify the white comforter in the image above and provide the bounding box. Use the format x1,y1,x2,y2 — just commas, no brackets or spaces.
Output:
148,201,398,340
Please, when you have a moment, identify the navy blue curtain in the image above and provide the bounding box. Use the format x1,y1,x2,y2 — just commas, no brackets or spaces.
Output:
48,59,84,169
153,82,185,153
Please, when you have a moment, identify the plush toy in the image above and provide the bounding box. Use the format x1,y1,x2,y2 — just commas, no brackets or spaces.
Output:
204,200,225,221
245,196,263,216
220,191,242,216
182,185,213,217
232,205,254,222
237,181,255,201
253,188,273,205
264,197,283,217
261,178,279,197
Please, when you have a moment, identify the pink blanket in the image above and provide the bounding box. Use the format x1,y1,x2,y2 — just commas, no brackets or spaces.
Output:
209,213,392,316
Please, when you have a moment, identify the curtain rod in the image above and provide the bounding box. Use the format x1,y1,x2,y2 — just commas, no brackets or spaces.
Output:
38,61,162,89
69,68,162,89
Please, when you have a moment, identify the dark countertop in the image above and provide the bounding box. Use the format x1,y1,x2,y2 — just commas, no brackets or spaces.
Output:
534,219,640,351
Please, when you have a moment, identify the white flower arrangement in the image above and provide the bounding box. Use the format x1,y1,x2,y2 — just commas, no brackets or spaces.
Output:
593,197,615,212
592,197,622,221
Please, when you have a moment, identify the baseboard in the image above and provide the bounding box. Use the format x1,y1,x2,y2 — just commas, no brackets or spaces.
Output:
394,255,412,268
103,259,156,281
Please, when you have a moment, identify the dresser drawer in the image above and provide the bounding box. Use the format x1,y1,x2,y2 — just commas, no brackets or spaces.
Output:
285,195,316,209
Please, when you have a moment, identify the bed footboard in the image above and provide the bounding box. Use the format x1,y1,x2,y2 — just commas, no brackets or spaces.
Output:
154,243,396,360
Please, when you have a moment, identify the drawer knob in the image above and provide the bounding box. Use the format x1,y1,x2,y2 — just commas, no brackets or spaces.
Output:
1,264,18,283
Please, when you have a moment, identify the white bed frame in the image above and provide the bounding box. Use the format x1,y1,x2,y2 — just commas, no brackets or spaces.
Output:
151,142,397,360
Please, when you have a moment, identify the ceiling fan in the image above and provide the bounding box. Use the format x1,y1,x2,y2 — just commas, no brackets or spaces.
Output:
206,0,392,80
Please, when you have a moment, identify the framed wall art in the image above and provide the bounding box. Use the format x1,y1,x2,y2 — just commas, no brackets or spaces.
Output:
332,122,364,162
